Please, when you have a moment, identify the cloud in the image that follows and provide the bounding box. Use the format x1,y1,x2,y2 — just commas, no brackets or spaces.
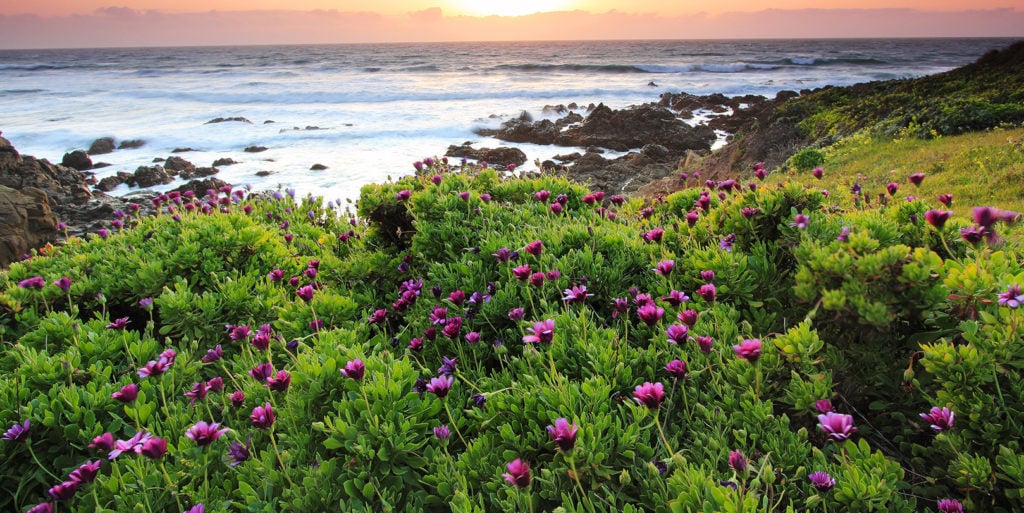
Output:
0,7,1021,48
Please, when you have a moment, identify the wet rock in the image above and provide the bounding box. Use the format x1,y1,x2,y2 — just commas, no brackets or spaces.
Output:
92,162,112,169
88,137,115,155
244,146,268,153
95,175,124,192
310,163,328,170
61,150,92,171
180,167,218,180
444,144,528,167
173,177,230,197
118,139,145,149
256,170,274,177
0,185,59,267
163,156,195,172
133,165,173,188
206,117,251,124
172,147,197,153
212,158,238,167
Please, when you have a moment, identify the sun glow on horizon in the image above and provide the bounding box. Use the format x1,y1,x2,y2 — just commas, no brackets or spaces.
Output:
451,0,575,17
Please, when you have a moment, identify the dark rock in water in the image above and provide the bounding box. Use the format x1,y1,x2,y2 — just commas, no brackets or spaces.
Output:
552,152,582,163
173,177,229,197
244,146,268,153
256,170,274,177
172,147,197,153
445,144,527,167
133,165,173,188
585,146,604,154
92,162,111,169
163,156,194,172
0,185,59,267
118,139,145,149
542,104,568,115
152,157,165,163
648,81,658,87
61,150,92,171
263,120,275,124
310,164,328,171
206,117,251,124
180,166,218,180
212,157,238,167
88,137,115,155
95,175,124,192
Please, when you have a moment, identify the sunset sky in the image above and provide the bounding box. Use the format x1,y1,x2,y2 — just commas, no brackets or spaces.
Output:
1,1,1022,48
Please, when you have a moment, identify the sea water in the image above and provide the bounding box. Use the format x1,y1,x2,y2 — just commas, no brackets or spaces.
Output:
0,38,1014,203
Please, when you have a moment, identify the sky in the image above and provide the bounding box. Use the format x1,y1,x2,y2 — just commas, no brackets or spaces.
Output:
0,1,1022,48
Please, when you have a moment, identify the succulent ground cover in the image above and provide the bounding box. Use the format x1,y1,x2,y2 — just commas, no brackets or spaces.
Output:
2,157,1023,513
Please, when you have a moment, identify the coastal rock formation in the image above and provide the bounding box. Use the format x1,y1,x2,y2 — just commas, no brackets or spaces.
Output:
445,144,527,167
244,146,268,153
0,137,93,205
206,117,251,124
163,156,194,172
133,165,174,188
61,150,93,171
563,150,679,194
212,158,238,167
173,177,229,197
0,185,59,267
118,139,145,149
88,137,116,155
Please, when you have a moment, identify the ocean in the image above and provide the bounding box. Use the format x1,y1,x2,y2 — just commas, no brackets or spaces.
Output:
0,38,1015,203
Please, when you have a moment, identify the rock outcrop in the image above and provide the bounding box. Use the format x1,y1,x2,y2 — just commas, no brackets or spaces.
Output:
445,144,528,167
0,185,59,266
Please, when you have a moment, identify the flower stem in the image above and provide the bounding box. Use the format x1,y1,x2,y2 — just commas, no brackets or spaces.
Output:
159,461,183,512
444,400,468,447
269,429,296,488
653,411,675,457
27,441,61,480
568,454,596,513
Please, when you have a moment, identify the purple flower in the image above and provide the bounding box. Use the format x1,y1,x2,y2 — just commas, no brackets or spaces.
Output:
225,436,251,467
790,213,809,229
89,432,115,452
249,362,274,382
25,503,53,513
396,189,411,201
18,276,46,289
140,437,168,459
438,356,458,376
974,206,1000,228
937,194,953,207
633,382,665,409
507,307,525,321
937,499,963,513
267,370,291,392
665,324,689,344
808,471,835,492
685,210,700,226
546,418,579,452
545,269,560,281
817,412,857,441
920,406,955,431
529,272,545,287
611,297,629,318
54,276,72,292
108,431,153,459
960,226,985,244
925,210,953,229
562,285,593,304
106,317,130,330
636,304,665,327
524,240,543,257
908,172,926,186
48,481,79,501
665,359,688,380
998,284,1024,308
719,233,736,252
701,270,715,282
251,402,275,429
661,289,689,306
427,375,453,398
112,383,139,403
296,285,315,302
185,504,206,513
534,190,550,202
549,202,563,214
442,316,462,338
837,226,850,242
340,359,365,381
492,247,512,262
184,381,208,405
697,284,716,302
643,228,665,243
696,335,713,353
503,458,531,487
886,182,899,196
228,324,251,341
812,167,824,179
654,260,674,276
2,419,30,442
733,339,762,363
186,421,229,446
368,309,387,324
434,425,451,441
815,399,834,413
138,297,153,310
230,390,245,407
677,309,698,326
268,269,285,282
449,289,466,305
728,450,748,472
523,319,555,344
207,377,224,392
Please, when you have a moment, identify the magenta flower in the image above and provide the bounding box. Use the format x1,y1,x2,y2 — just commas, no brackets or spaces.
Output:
408,337,424,351
448,289,466,305
643,228,665,243
426,375,453,398
340,359,366,381
529,272,545,287
808,471,835,492
636,304,665,327
525,240,543,256
733,339,762,363
815,399,834,413
89,432,115,452
18,276,46,289
48,481,79,501
512,264,532,281
108,431,154,459
654,259,675,276
886,182,899,196
665,359,688,380
249,362,274,382
228,324,251,340
26,503,53,513
549,202,563,214
545,269,560,281
491,247,512,262
546,418,579,452
225,436,251,467
908,172,926,186
2,419,29,442
974,206,1000,228
296,285,315,302
728,450,748,472
207,377,224,392
937,193,953,207
267,370,291,392
112,383,139,403
696,283,716,302
106,317,130,330
633,381,666,410
998,284,1024,308
54,276,72,292
678,309,698,326
230,390,245,407
661,289,689,306
817,412,857,441
665,324,689,344
251,402,275,429
140,436,167,459
396,189,411,201
720,233,736,252
920,406,955,431
503,458,532,487
701,270,715,282
696,335,713,352
184,504,205,513
562,285,593,304
186,421,229,446
184,381,208,405
937,499,963,513
431,425,451,441
925,210,953,229
368,309,387,324
790,213,810,229
523,319,555,344
267,269,285,282
508,308,525,321
534,190,550,202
